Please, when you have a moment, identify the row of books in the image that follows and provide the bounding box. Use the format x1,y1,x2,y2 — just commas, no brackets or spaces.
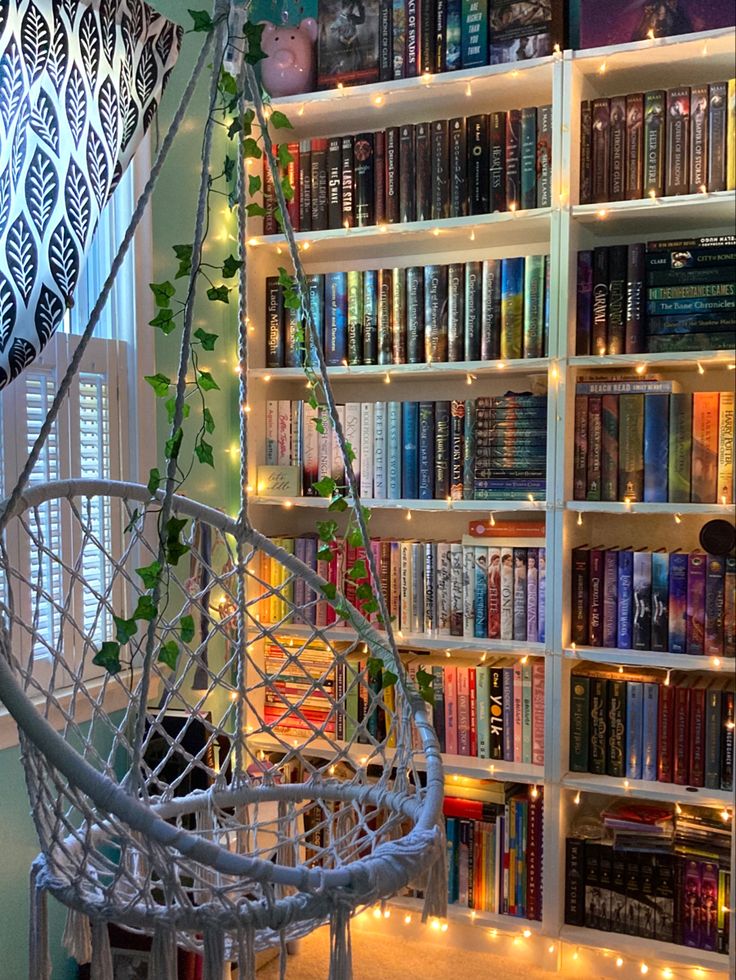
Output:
566,840,731,951
579,80,736,204
444,786,543,921
264,394,548,501
262,533,546,643
568,667,735,790
265,256,550,368
571,546,736,658
575,236,736,356
264,108,552,234
426,659,545,762
572,382,734,505
315,1,563,89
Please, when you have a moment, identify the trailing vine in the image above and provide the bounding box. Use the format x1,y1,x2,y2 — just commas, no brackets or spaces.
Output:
93,8,434,709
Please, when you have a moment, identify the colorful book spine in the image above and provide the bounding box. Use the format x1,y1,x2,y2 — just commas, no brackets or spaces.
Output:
523,255,545,358
500,257,524,360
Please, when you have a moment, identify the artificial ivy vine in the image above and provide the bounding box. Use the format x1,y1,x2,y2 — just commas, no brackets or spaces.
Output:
93,9,434,709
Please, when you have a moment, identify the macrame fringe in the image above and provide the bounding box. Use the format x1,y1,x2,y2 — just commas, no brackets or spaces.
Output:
421,830,449,922
29,860,50,980
327,906,353,980
237,924,256,980
62,907,92,964
276,799,296,899
202,926,225,980
150,924,178,979
91,920,113,980
195,803,219,903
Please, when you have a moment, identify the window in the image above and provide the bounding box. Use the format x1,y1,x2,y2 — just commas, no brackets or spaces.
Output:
0,161,152,681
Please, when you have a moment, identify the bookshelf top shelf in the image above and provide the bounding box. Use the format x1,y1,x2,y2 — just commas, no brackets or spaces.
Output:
559,925,729,972
247,210,552,265
251,359,551,383
565,502,734,517
571,351,736,371
562,773,734,809
253,497,548,514
564,647,735,674
266,58,556,141
571,191,736,234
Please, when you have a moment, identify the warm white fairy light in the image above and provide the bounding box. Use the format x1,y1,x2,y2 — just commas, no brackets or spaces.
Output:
577,511,583,526
597,209,608,219
598,61,607,74
470,228,476,241
465,82,472,97
373,94,384,107
640,964,649,975
548,944,556,954
404,914,412,925
615,957,624,967
405,509,412,521
674,513,682,524
573,791,581,805
489,512,496,526
697,361,705,375
384,372,391,384
636,363,646,375
522,928,532,938
432,227,440,237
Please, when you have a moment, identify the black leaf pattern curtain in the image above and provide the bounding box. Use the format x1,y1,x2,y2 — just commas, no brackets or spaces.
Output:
0,0,182,389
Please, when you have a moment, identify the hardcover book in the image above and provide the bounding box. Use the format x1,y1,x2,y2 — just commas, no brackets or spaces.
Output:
570,2,735,49
490,0,562,63
449,117,468,217
318,0,381,89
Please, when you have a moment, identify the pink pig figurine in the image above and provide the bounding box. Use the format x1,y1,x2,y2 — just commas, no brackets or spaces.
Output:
260,19,318,98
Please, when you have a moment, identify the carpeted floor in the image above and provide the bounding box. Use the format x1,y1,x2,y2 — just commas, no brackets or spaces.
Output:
256,924,557,979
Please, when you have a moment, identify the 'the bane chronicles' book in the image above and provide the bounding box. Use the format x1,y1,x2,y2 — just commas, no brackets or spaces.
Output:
318,1,380,89
490,1,564,64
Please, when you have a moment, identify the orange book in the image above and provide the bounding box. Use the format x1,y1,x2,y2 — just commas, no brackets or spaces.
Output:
691,392,720,503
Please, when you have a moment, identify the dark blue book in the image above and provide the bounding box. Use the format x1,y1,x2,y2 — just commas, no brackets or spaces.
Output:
643,394,669,503
502,667,514,761
520,107,537,210
461,0,488,69
616,548,634,649
362,269,378,364
632,551,652,651
418,402,435,500
668,551,688,654
651,551,669,652
324,271,347,365
642,682,659,781
284,305,303,368
625,681,644,780
446,0,462,70
306,274,324,368
446,817,460,902
402,401,419,499
435,401,451,499
500,256,525,360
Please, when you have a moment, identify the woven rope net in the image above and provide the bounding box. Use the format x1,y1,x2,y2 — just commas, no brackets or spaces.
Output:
0,4,444,978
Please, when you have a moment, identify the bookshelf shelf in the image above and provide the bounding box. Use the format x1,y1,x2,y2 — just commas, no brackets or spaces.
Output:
571,191,736,234
571,351,736,371
565,501,734,517
559,925,729,972
267,623,545,659
564,646,736,674
391,894,543,934
562,773,734,809
253,497,548,513
251,358,551,383
248,209,553,263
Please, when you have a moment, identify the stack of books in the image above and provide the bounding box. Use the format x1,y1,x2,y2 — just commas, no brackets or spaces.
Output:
264,107,552,233
570,546,736,657
575,237,736,355
444,784,544,920
568,666,735,789
264,394,548,501
572,380,734,504
263,641,337,739
566,801,732,954
579,80,736,203
266,255,550,368
315,1,564,88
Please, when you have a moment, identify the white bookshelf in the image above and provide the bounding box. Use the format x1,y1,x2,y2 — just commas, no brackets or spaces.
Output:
244,27,736,979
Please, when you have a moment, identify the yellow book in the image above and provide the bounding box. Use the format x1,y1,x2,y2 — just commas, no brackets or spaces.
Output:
728,79,736,191
384,682,396,749
717,391,735,505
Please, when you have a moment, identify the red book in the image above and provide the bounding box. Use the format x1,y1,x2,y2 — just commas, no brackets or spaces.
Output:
263,152,277,234
285,142,300,229
444,666,458,755
532,660,545,766
468,666,477,757
673,685,690,785
526,790,544,921
443,796,501,821
657,683,675,782
688,686,706,787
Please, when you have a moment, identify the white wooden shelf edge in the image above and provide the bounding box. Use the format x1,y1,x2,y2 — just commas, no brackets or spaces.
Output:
559,925,729,970
254,497,548,512
566,501,734,516
564,647,736,673
252,357,551,381
562,773,733,808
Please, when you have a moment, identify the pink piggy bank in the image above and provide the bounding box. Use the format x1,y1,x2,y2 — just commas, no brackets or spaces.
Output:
260,19,318,98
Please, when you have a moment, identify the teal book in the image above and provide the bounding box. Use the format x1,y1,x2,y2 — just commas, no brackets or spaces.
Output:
523,254,545,358
461,0,488,69
463,399,476,499
668,393,692,503
520,107,537,210
476,664,491,758
500,257,524,359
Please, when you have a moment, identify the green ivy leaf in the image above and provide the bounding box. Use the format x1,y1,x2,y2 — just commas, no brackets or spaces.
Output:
316,545,334,563
165,516,190,565
197,370,220,392
328,495,349,513
280,175,295,203
416,666,435,706
147,467,161,495
245,202,267,218
316,519,339,543
133,594,158,622
243,22,266,64
366,657,382,682
158,640,180,670
165,398,190,424
347,559,368,581
270,110,293,131
362,598,379,614
248,174,261,196
277,266,293,288
136,560,162,590
150,281,175,307
314,417,325,435
93,641,122,675
195,438,214,467
242,137,262,159
113,616,138,645
202,407,215,434
124,509,141,534
206,285,230,304
276,144,293,169
219,69,238,96
193,327,218,351
381,669,398,689
221,254,241,278
355,582,373,601
188,9,213,32
173,243,193,279
224,156,235,181
144,373,171,397
313,476,336,498
283,289,301,311
321,582,337,601
228,117,242,140
347,526,364,548
180,614,196,644
165,427,183,460
149,308,176,333
344,442,356,464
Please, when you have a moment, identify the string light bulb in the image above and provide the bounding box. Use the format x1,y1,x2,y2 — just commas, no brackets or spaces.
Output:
384,372,391,384
577,511,583,526
615,957,624,968
522,928,532,938
405,509,412,521
697,361,705,375
674,513,682,524
489,513,496,526
574,791,581,805
640,964,649,975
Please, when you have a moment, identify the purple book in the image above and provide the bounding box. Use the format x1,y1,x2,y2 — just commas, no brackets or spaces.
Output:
538,548,546,644
617,548,634,649
603,548,619,648
576,250,593,355
574,2,736,50
668,552,688,654
526,548,539,643
682,859,702,948
699,862,719,952
686,552,706,655
704,554,725,658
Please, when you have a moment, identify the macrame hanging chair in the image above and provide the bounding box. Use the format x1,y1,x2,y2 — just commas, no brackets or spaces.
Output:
0,2,446,978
